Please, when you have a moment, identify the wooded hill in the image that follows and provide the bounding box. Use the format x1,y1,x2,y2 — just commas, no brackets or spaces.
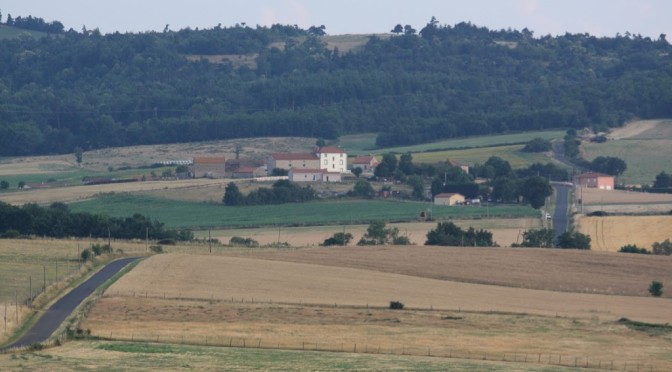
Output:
1,16,671,156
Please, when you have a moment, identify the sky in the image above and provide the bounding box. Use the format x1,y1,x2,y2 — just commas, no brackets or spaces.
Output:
1,0,670,40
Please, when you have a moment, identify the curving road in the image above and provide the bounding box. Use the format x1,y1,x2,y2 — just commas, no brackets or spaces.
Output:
1,257,140,351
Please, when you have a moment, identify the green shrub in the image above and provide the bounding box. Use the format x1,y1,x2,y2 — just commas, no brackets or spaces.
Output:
80,249,91,261
389,301,405,310
649,281,663,297
230,236,260,247
1,229,20,238
150,245,164,253
619,244,650,254
91,243,112,256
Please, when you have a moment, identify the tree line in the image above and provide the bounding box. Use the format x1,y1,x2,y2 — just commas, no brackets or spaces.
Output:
0,16,670,156
0,201,192,240
223,180,316,206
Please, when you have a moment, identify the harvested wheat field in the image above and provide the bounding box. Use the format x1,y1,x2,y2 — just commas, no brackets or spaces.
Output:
234,245,672,298
81,253,672,370
104,254,672,322
577,215,672,252
208,218,541,247
580,188,672,205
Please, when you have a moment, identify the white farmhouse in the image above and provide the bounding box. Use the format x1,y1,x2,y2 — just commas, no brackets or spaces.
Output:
316,146,347,173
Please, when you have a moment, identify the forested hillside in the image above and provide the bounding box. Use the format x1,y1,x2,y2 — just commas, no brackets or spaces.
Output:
1,16,671,156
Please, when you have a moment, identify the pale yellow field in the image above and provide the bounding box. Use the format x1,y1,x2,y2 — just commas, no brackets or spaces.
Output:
204,218,542,247
607,119,672,140
577,215,672,252
579,187,672,205
104,254,672,323
78,252,672,370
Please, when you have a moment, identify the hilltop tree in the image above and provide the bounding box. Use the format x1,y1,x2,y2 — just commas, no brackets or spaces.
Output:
391,24,403,34
557,231,591,250
425,222,496,247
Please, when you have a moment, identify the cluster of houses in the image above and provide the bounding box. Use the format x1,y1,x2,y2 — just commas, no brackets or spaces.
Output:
187,146,381,183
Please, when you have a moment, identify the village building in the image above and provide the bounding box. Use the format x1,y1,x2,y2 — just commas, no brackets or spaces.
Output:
267,146,348,175
433,192,466,206
449,159,470,174
267,153,320,174
575,172,615,190
190,157,226,178
231,166,267,179
317,146,348,173
351,155,379,174
288,168,342,182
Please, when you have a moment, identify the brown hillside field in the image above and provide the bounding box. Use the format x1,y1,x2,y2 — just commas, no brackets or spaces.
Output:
233,245,672,298
607,119,672,139
577,215,672,252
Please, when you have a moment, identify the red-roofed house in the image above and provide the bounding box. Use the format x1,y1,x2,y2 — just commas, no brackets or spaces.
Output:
575,172,614,190
190,157,226,178
433,193,466,206
351,155,379,174
288,168,342,182
232,166,266,179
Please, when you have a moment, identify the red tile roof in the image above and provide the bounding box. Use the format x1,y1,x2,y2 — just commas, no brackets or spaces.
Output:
352,155,378,164
435,193,464,198
576,172,613,178
318,146,346,154
193,157,225,164
271,153,318,161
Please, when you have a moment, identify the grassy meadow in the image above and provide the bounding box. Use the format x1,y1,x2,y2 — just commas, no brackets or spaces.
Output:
68,194,538,229
339,130,564,155
409,144,555,167
0,340,571,371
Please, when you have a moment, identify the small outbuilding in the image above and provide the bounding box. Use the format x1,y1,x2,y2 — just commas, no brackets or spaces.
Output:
433,193,466,206
191,157,226,178
289,168,342,182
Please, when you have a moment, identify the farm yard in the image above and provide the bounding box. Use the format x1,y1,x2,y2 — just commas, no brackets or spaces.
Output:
76,252,672,370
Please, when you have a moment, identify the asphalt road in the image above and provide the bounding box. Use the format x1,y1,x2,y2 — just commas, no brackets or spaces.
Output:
1,257,140,351
552,183,572,242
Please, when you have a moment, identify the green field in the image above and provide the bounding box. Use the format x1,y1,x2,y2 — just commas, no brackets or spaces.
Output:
583,139,672,185
411,144,557,168
0,340,570,371
69,194,537,229
0,25,49,40
339,130,564,155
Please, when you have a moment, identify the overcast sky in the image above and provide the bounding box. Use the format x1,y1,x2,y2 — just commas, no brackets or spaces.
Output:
2,0,670,40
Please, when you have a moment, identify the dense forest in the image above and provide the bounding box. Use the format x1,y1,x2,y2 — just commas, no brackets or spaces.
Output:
0,14,671,156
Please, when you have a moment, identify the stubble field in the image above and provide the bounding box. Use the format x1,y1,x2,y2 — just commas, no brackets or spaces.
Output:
577,215,672,252
77,252,672,370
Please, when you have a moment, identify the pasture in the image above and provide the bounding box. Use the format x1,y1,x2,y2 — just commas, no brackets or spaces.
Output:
76,252,672,370
338,130,565,155
409,144,555,167
583,119,672,185
69,194,538,229
0,340,562,371
577,215,672,252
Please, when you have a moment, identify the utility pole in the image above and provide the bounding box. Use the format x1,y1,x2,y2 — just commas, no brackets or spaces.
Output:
208,230,212,253
29,276,32,308
43,265,46,292
146,227,149,252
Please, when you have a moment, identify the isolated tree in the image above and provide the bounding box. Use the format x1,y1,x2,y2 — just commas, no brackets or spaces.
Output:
522,138,552,152
649,281,663,297
425,222,496,247
519,176,553,209
80,248,91,262
357,221,410,245
18,181,25,189
391,24,403,34
234,143,243,159
223,182,244,206
0,180,8,190
315,138,326,147
398,153,415,175
308,25,326,36
74,146,83,166
403,25,416,35
351,167,363,178
653,171,672,189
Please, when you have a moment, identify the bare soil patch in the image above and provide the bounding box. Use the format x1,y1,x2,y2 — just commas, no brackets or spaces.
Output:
577,215,672,252
607,119,672,139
